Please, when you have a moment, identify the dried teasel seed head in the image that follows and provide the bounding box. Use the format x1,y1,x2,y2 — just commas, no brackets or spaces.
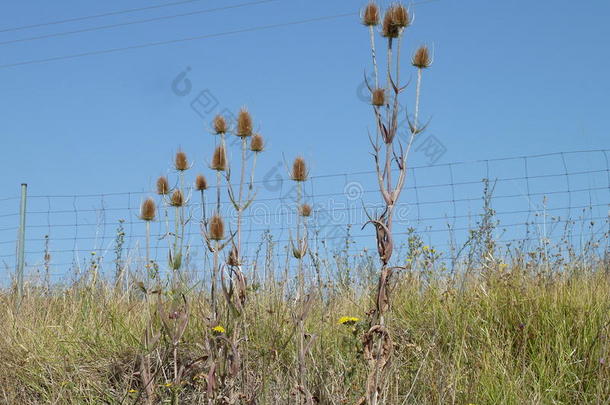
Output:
211,145,227,171
412,46,432,69
372,88,386,106
213,115,227,134
250,133,264,152
299,203,312,217
227,246,240,267
175,150,189,171
236,108,253,137
391,4,410,28
362,2,380,26
156,176,170,195
291,157,308,182
381,10,400,38
140,198,156,221
209,214,225,241
195,174,208,191
170,189,184,207
382,4,409,37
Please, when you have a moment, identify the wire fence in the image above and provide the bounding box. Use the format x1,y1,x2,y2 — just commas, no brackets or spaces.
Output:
0,149,609,285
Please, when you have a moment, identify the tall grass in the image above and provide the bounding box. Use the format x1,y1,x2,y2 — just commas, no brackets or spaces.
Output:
1,253,609,404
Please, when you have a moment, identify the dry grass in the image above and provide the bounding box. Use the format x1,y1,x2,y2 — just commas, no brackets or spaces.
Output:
1,258,609,404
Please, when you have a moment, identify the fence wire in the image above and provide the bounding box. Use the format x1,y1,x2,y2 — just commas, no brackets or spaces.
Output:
0,149,608,284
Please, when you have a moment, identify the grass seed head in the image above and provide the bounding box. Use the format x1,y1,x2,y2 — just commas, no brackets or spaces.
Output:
299,203,312,217
291,157,308,182
195,174,208,191
412,46,432,68
236,108,253,137
211,145,227,171
372,88,386,106
140,198,156,221
250,133,265,152
175,150,189,171
209,214,225,241
213,115,228,134
170,189,184,207
156,176,170,195
362,2,380,26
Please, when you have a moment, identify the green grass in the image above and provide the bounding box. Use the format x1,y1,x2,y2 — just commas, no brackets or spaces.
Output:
1,260,609,404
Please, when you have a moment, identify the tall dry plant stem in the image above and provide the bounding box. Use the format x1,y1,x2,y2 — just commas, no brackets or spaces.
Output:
360,3,430,404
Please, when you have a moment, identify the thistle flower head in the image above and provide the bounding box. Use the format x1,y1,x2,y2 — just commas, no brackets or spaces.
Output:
170,189,184,207
299,203,312,217
250,133,264,152
209,214,225,241
140,198,156,221
213,115,227,134
412,45,432,69
372,88,386,106
291,157,308,182
195,174,208,191
156,176,170,195
211,145,227,171
236,108,253,137
362,2,380,26
175,150,189,171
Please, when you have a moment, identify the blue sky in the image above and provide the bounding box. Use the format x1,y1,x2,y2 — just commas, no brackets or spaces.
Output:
0,0,609,277
0,0,608,197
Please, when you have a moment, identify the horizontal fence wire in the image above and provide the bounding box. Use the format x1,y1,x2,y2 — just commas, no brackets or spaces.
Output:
0,149,608,284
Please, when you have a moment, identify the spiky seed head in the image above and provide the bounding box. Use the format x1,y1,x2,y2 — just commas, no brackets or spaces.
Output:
291,157,308,182
412,46,432,68
362,2,380,26
175,150,189,171
209,214,225,241
140,198,156,221
170,189,184,207
250,133,264,152
381,10,400,38
195,174,208,191
372,88,386,106
227,246,239,267
299,203,312,217
236,108,253,137
213,115,227,134
391,4,410,28
211,145,227,171
156,176,170,195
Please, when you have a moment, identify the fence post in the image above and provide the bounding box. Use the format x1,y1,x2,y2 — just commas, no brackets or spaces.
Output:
15,183,27,304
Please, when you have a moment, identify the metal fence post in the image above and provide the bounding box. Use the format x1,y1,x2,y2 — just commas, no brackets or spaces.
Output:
16,183,27,304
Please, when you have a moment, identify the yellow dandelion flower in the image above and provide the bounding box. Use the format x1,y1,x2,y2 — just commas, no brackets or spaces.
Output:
212,325,226,334
423,245,430,251
128,389,137,393
163,382,173,387
338,316,360,325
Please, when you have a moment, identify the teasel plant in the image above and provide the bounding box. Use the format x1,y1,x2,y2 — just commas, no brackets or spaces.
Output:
359,2,433,404
140,198,157,281
220,109,265,400
168,150,192,276
289,156,317,404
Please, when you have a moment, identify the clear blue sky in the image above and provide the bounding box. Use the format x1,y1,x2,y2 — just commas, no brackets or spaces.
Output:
1,0,608,197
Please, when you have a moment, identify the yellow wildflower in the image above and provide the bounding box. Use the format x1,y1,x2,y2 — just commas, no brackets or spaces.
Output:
212,325,226,334
128,389,137,393
338,316,360,325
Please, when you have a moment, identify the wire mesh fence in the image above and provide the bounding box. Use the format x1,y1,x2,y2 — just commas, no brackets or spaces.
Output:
0,149,608,285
